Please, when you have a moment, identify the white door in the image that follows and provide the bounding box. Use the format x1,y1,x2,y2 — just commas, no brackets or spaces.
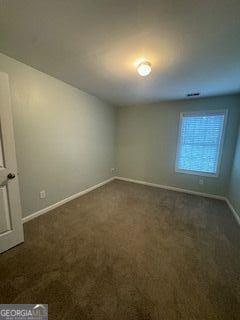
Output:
0,72,24,253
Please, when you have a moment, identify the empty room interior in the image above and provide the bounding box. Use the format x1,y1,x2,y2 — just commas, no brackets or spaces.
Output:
0,0,240,319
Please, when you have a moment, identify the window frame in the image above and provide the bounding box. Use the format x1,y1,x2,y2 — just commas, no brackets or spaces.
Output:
175,109,228,178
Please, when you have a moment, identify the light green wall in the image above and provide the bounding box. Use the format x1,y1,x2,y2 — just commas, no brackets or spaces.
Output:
0,53,116,218
116,95,240,196
228,126,240,217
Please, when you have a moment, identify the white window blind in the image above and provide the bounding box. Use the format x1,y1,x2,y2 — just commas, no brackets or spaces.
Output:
176,110,227,176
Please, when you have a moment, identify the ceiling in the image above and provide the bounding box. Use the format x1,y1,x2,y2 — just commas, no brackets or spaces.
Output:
1,0,240,106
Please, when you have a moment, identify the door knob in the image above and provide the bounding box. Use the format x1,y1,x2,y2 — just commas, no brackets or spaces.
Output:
7,173,16,180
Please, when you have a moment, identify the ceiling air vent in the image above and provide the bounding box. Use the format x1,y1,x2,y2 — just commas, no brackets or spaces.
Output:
186,92,200,97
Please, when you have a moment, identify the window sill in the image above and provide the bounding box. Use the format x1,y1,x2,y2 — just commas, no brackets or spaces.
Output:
175,168,219,178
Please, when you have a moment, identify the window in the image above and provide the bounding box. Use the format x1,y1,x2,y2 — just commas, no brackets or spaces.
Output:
175,110,227,177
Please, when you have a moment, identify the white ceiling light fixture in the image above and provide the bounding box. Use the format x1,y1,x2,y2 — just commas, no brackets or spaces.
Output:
137,60,151,77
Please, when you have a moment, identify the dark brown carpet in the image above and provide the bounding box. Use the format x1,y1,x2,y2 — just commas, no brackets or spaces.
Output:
0,180,240,319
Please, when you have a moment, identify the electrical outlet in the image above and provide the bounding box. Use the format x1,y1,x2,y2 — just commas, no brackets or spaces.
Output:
199,179,204,185
110,168,115,173
40,190,46,199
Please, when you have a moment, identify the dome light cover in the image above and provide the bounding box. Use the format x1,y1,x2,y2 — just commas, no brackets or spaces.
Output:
137,60,151,76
